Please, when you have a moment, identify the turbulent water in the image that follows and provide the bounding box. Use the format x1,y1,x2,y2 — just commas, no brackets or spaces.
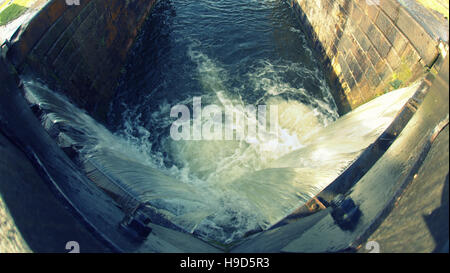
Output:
108,0,338,242
21,0,419,244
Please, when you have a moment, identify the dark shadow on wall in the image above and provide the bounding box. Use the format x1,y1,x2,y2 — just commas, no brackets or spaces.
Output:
108,0,176,128
0,131,109,253
425,173,449,253
289,0,353,115
5,0,160,124
0,59,109,253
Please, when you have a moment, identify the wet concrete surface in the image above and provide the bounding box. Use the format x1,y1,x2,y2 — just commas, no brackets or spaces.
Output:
231,209,331,253
0,132,109,253
1,57,223,253
280,55,449,253
361,127,448,253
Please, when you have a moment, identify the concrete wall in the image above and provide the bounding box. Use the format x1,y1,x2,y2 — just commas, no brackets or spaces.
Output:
6,0,158,121
291,0,444,113
0,131,109,253
6,0,444,117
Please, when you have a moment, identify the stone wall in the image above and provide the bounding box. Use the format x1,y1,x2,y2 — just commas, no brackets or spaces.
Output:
6,0,444,118
6,0,158,121
291,0,444,114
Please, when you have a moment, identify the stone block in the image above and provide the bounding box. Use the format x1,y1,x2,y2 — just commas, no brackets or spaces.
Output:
367,24,391,58
378,0,401,22
352,27,371,52
386,48,402,71
375,10,394,41
395,7,438,66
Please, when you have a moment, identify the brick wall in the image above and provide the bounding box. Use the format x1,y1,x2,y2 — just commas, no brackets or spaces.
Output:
5,0,444,118
291,0,443,114
7,0,158,121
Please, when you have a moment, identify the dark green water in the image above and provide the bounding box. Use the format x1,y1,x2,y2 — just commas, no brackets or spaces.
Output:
105,0,338,243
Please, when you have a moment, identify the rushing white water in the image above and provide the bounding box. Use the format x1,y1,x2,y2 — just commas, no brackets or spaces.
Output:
17,0,419,246
163,49,337,186
22,65,419,244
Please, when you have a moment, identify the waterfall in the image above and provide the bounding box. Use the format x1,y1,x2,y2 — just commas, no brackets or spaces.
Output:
22,76,419,244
